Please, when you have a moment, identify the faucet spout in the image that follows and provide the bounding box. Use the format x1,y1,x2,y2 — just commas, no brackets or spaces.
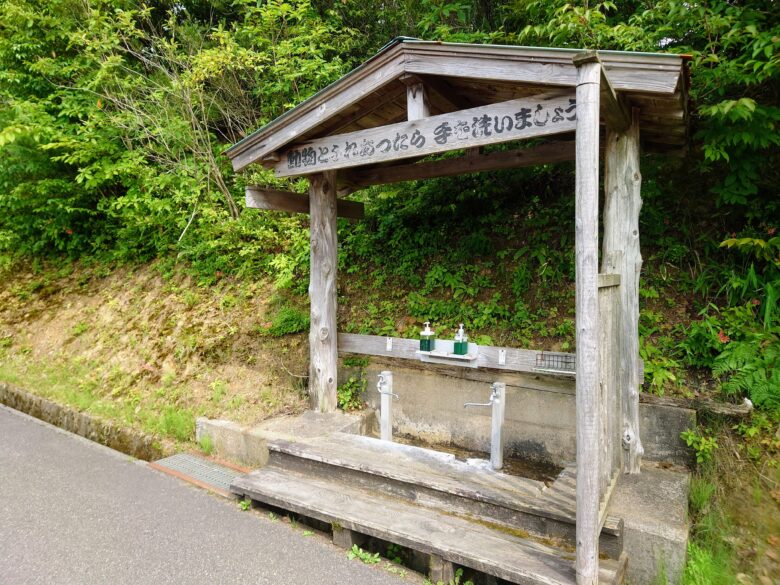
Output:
463,400,493,408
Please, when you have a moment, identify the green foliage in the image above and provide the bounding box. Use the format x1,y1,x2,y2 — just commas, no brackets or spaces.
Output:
681,429,719,465
263,306,310,337
198,433,214,456
713,327,779,409
238,498,251,511
347,544,380,564
338,371,366,412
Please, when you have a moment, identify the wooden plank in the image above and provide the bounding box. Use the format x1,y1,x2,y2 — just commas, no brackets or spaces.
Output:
342,141,576,188
274,92,577,177
245,187,364,220
232,465,599,585
602,109,644,475
639,392,753,417
308,172,339,412
597,273,621,288
574,55,601,585
404,46,681,95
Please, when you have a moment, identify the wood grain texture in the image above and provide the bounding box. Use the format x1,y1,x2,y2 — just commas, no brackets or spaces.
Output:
406,81,431,121
227,41,686,170
342,141,576,188
245,187,364,220
308,172,339,412
232,465,583,585
274,92,576,177
602,109,644,475
574,57,601,585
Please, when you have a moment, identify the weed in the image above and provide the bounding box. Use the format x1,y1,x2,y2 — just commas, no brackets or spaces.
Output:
198,434,214,456
347,545,380,565
268,511,277,522
71,321,89,337
681,429,719,464
209,379,227,404
337,372,366,411
302,530,313,536
157,407,194,442
262,306,310,337
238,498,251,511
688,477,716,518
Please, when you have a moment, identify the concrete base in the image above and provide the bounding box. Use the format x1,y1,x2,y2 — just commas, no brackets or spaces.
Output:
607,462,690,585
351,360,695,468
195,410,373,468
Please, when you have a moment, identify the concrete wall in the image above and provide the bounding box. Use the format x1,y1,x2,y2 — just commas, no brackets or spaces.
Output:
343,359,695,467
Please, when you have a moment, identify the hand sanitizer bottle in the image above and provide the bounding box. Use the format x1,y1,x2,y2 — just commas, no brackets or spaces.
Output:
454,323,468,355
420,322,435,352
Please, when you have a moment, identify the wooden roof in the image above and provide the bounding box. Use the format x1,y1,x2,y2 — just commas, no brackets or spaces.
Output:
227,38,689,173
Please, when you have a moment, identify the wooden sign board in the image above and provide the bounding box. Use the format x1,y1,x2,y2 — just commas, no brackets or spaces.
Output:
275,92,576,177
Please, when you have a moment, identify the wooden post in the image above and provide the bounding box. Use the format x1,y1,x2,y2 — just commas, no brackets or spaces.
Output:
603,108,645,474
309,171,339,412
573,54,601,585
402,75,430,121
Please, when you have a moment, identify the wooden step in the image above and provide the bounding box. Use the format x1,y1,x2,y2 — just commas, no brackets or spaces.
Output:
267,432,623,558
231,464,626,585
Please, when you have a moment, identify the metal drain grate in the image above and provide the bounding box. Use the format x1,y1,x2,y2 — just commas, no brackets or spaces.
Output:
534,351,576,374
150,453,244,496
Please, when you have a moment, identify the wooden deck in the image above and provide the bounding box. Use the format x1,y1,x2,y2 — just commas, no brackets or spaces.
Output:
230,432,626,584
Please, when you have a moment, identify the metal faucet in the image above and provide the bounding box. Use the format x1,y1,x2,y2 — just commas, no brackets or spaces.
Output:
377,372,399,399
377,371,397,442
463,383,501,408
463,382,506,471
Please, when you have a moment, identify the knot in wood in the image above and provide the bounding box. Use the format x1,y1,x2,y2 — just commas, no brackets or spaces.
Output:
319,327,330,341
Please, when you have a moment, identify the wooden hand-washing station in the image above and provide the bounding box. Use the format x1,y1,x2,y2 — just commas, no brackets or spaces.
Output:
226,39,689,585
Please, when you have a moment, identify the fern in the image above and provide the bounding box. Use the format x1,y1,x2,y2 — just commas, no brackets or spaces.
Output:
713,328,780,408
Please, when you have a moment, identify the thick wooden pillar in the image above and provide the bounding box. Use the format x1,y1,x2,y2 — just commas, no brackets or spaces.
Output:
309,171,339,412
574,55,601,585
602,109,644,474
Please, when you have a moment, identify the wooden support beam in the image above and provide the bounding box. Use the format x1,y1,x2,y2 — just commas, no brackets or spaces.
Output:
574,55,601,585
403,76,431,121
245,187,364,220
275,92,577,177
341,140,575,188
573,51,631,133
308,171,339,413
602,108,645,475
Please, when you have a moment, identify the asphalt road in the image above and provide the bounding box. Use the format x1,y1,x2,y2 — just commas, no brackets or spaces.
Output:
0,405,414,585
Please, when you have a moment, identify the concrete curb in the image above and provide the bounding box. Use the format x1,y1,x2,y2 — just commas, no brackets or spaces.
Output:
0,381,165,461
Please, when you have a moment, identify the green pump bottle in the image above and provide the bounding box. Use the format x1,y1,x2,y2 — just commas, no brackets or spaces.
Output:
419,322,436,352
453,323,468,355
